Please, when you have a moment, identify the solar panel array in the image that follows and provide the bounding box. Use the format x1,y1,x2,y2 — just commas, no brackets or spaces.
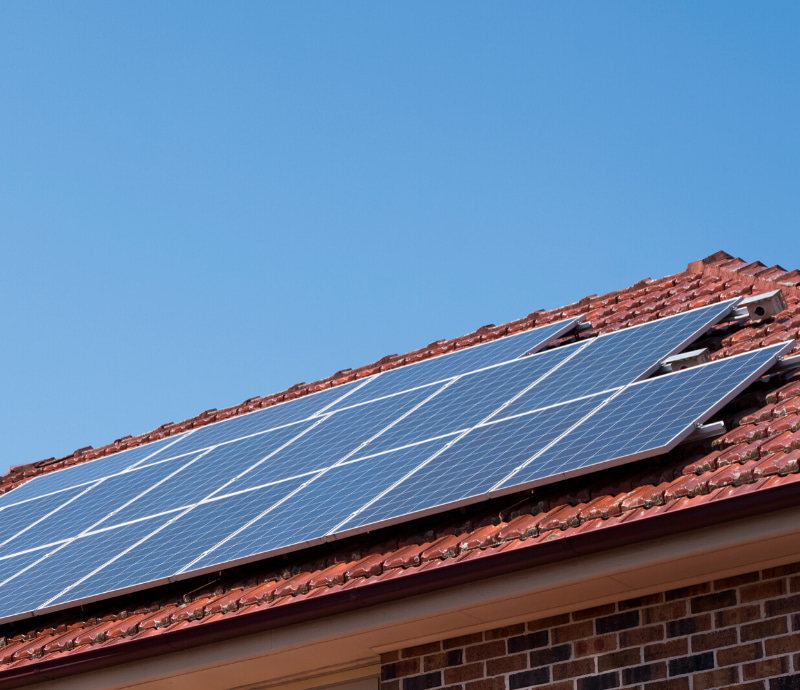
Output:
0,299,792,623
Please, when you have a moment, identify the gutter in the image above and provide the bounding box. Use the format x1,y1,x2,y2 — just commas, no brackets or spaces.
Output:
2,478,799,689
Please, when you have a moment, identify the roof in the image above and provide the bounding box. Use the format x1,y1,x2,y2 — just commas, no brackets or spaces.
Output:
1,250,800,684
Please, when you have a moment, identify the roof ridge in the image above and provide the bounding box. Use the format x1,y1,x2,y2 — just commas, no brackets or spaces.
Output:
2,251,798,494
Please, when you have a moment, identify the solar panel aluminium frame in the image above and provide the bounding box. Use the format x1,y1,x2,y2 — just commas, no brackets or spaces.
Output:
0,302,754,622
313,340,795,545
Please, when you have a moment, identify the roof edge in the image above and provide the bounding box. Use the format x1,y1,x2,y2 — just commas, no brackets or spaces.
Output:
2,476,799,689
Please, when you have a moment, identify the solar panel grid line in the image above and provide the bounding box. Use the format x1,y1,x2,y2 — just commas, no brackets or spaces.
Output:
79,447,218,535
0,481,102,554
490,340,796,497
36,419,333,611
176,379,458,574
38,509,193,610
487,385,628,493
558,339,798,465
322,318,584,412
479,338,594,425
116,430,198,473
483,386,626,424
322,351,581,536
190,417,329,501
0,432,195,512
311,376,376,417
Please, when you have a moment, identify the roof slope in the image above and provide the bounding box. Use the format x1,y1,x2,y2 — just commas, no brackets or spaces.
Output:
1,251,800,683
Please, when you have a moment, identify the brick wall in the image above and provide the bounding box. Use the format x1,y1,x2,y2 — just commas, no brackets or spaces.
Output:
380,562,800,690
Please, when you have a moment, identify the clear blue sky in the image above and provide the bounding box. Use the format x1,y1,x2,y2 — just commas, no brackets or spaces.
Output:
1,2,798,476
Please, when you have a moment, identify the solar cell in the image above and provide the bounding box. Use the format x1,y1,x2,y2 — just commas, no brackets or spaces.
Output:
0,486,89,557
191,438,450,571
173,380,363,455
234,384,443,485
326,318,583,410
337,395,606,532
1,457,200,555
357,344,581,456
106,421,317,526
50,478,307,606
0,435,186,507
0,518,167,620
497,341,793,490
500,300,739,416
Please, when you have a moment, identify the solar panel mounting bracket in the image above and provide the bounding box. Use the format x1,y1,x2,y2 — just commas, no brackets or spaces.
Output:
658,348,710,374
726,289,787,322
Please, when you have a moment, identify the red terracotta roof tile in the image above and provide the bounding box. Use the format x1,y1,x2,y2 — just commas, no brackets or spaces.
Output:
4,252,800,678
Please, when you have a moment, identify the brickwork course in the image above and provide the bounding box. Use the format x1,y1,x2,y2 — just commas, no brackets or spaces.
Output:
382,561,800,690
1,250,800,688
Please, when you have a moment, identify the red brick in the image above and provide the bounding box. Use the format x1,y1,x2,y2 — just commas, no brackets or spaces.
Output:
691,628,738,652
465,640,505,663
485,653,526,676
443,662,484,684
443,633,483,650
403,642,442,658
552,620,594,644
741,579,786,603
597,647,641,671
643,601,686,624
572,603,616,620
620,624,664,648
382,651,401,664
742,655,790,680
573,633,616,657
764,632,800,656
382,680,400,690
717,683,765,690
664,583,711,601
485,624,524,640
714,572,760,590
527,614,570,632
619,593,663,610
643,678,690,690
424,650,464,672
762,562,800,579
693,667,739,690
741,617,789,642
791,575,800,593
382,659,421,680
465,678,504,690
552,657,595,680
644,638,688,662
716,641,763,666
765,593,800,617
716,604,762,628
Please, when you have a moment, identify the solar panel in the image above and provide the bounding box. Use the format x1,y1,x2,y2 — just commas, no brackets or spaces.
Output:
326,318,585,410
2,298,787,624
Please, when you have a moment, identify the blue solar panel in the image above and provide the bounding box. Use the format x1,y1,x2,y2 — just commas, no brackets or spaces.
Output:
498,342,791,489
0,459,199,555
0,518,166,619
51,478,307,605
192,438,450,570
0,486,88,555
231,385,441,486
327,319,582,410
501,300,738,416
338,395,606,532
358,345,580,456
4,302,790,624
106,421,317,526
0,435,186,507
173,380,362,455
